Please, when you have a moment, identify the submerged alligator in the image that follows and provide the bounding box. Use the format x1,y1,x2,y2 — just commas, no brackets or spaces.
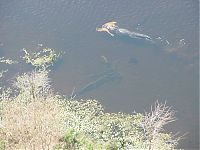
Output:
96,21,153,42
74,70,120,97
71,56,121,98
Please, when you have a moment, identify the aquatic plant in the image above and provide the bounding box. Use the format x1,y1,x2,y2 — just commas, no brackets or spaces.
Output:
0,57,17,79
0,70,7,79
22,47,62,69
0,57,18,65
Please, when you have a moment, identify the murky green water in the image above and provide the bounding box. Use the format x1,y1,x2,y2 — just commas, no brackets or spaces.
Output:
0,0,199,148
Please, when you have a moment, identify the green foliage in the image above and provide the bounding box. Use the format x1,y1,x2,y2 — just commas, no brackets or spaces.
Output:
62,98,180,149
0,139,5,150
62,130,79,148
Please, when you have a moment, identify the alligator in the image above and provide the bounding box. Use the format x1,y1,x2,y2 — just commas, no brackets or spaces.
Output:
96,21,153,42
71,56,121,98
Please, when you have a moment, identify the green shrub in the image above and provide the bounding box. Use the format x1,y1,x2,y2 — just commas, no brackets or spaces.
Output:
0,139,5,150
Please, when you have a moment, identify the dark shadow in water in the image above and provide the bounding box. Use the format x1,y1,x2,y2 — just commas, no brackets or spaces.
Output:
128,57,139,65
74,70,121,98
71,56,122,98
